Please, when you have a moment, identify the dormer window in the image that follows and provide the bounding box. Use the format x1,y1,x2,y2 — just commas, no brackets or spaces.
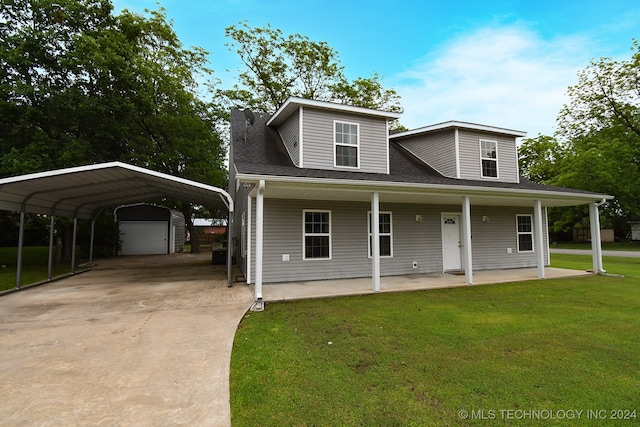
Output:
480,139,498,178
334,121,359,168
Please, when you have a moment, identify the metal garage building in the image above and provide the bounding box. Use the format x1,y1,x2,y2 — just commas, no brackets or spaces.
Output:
115,204,186,255
0,162,233,288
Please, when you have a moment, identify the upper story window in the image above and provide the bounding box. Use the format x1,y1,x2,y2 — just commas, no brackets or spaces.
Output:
334,121,359,168
480,139,498,178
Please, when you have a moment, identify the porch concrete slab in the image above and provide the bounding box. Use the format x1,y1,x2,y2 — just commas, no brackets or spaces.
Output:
259,267,590,302
0,252,253,427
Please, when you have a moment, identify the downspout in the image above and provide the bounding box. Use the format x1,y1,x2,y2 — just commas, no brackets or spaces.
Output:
590,199,606,274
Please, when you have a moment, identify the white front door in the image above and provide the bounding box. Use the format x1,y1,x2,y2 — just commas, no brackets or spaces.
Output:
442,214,462,271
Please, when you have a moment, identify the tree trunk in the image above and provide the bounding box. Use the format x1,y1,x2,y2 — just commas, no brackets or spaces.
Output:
181,204,200,254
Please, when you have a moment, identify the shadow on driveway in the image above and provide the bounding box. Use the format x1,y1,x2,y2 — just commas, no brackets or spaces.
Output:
0,252,253,426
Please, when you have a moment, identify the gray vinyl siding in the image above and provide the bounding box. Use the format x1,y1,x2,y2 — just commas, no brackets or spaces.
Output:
234,184,252,277
301,108,389,174
278,107,300,166
458,130,519,183
395,130,457,177
248,200,548,284
470,206,548,270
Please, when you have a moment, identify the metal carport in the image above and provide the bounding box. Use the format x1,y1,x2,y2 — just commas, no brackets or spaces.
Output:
0,162,234,288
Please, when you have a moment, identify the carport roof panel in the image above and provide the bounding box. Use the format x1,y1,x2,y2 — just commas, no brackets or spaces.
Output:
0,162,231,219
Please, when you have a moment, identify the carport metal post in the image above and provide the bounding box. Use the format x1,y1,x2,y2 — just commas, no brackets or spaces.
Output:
71,218,77,274
15,211,25,289
89,218,95,270
47,215,55,280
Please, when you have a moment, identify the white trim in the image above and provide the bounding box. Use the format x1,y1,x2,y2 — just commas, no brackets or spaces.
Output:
534,200,545,278
267,96,401,127
516,214,534,253
367,211,393,258
333,120,360,169
255,180,265,300
454,128,461,178
589,202,605,273
371,192,380,292
247,195,252,285
479,139,499,179
302,209,332,260
545,207,550,266
299,106,304,168
461,197,473,284
235,172,613,204
385,120,390,174
441,212,463,273
390,120,527,139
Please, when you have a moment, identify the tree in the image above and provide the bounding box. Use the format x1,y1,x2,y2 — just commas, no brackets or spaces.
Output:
220,21,403,117
519,40,640,237
0,1,227,253
518,135,565,184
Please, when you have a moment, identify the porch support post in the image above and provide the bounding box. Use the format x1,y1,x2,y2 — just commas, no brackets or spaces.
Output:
461,196,473,284
534,200,545,279
71,218,77,274
255,180,265,301
589,202,605,274
47,215,55,280
16,211,25,289
371,192,380,292
227,209,234,287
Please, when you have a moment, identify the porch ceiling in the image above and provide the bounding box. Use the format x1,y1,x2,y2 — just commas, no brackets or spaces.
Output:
248,179,608,208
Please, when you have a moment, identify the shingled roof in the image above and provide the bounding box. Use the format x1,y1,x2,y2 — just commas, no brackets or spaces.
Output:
230,108,602,199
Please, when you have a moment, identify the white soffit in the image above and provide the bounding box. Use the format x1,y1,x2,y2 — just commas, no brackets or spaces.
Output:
0,162,232,220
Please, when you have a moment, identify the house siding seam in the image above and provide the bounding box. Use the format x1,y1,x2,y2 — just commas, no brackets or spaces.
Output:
301,108,389,174
458,130,519,183
395,129,457,178
250,199,546,284
277,107,300,166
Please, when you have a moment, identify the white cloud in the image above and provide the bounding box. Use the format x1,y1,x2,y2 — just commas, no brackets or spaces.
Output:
391,26,593,137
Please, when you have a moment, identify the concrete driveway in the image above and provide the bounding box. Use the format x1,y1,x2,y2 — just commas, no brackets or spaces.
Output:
0,252,253,426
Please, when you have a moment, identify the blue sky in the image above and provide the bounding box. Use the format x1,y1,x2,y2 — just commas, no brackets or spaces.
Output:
112,0,640,137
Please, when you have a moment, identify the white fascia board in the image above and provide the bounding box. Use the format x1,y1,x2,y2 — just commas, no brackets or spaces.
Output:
266,96,401,127
234,172,613,203
390,121,527,139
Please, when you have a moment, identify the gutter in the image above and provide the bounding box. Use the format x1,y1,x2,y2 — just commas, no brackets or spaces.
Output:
234,173,614,203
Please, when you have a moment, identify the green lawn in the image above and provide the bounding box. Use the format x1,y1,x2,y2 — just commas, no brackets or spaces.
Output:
0,246,83,292
554,241,640,251
230,254,640,426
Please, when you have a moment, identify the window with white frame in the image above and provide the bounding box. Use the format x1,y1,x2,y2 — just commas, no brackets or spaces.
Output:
368,211,393,257
303,210,331,259
334,121,359,168
480,139,498,178
516,215,534,252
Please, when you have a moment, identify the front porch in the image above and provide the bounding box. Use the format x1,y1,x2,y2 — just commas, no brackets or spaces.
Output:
255,267,590,302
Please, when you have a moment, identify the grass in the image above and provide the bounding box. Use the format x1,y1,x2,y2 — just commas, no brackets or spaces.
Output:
553,241,640,251
0,246,84,292
230,254,640,426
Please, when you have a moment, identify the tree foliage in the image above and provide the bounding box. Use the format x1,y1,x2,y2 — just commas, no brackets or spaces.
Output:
220,21,403,117
0,0,227,252
520,40,640,236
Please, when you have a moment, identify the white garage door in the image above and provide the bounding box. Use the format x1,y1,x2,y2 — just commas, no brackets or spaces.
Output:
120,221,168,255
